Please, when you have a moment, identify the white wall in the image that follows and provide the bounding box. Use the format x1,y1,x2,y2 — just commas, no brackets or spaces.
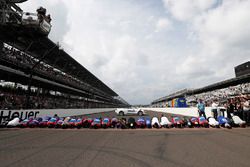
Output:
142,107,213,117
0,108,116,122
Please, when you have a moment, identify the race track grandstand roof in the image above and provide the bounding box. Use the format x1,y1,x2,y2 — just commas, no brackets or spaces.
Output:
152,74,250,104
0,33,118,96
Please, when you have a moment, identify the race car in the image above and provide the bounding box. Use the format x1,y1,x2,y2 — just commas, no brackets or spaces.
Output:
127,117,136,129
207,117,220,128
151,117,161,128
198,116,209,128
160,116,172,128
189,117,199,128
82,118,93,128
47,117,59,128
39,116,51,128
136,117,146,128
171,116,184,128
217,116,231,129
90,118,102,129
115,108,145,116
7,118,20,128
101,118,111,128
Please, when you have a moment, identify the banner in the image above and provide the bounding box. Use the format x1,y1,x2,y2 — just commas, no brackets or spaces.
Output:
0,108,116,124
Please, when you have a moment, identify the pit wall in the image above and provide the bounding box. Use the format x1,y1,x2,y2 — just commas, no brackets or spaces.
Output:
0,108,116,123
142,107,215,117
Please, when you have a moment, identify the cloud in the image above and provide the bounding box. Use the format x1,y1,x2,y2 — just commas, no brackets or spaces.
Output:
165,0,250,87
19,0,250,105
162,0,217,21
155,18,172,32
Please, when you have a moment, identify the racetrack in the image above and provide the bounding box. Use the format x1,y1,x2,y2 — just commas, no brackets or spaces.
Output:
1,128,250,167
1,110,250,167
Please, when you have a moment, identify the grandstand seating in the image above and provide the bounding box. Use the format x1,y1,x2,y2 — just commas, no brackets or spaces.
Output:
152,77,250,108
0,1,129,109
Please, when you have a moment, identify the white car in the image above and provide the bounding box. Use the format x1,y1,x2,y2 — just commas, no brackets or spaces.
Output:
115,108,145,116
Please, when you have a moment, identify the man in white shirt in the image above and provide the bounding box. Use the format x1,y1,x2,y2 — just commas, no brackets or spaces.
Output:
151,116,161,128
211,99,219,119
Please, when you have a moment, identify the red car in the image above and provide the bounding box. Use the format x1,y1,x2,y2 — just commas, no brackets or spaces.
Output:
198,117,209,128
90,118,102,129
101,118,111,128
171,116,184,128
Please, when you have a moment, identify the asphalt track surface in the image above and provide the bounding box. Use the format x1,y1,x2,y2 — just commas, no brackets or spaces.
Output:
1,111,250,167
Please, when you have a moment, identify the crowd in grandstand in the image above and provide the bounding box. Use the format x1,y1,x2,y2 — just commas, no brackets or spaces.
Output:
0,44,125,109
187,83,250,122
186,83,250,106
0,44,107,98
0,84,113,109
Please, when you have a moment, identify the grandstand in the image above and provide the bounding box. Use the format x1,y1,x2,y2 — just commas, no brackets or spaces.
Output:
235,61,250,77
152,64,250,108
0,0,129,109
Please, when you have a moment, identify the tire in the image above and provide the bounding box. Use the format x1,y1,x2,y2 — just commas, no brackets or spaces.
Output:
119,111,124,116
138,111,143,116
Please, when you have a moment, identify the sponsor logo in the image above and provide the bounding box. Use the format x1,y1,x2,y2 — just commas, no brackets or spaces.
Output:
0,110,39,124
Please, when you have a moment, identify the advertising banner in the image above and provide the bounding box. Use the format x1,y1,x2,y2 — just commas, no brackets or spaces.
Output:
0,108,116,124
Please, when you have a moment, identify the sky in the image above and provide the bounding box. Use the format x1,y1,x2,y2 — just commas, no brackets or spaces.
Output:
20,0,250,105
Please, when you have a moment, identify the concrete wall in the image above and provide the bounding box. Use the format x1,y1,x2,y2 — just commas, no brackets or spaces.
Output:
0,108,116,123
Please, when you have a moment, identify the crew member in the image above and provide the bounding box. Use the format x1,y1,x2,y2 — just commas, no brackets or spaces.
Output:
197,99,206,119
211,99,218,119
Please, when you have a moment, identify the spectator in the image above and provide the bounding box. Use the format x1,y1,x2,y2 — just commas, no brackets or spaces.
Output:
243,98,250,123
211,99,218,119
226,99,235,119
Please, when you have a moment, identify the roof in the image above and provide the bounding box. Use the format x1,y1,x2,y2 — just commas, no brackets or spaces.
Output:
152,74,250,104
0,25,118,96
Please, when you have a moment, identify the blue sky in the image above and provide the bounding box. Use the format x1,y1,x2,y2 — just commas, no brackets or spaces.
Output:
20,0,250,104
